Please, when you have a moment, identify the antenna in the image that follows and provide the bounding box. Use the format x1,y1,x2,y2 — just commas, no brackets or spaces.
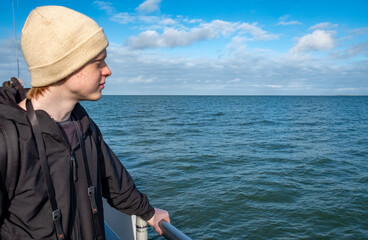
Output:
12,0,20,78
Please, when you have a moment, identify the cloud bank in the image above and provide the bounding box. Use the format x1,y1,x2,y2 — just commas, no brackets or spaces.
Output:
102,43,368,95
123,20,278,50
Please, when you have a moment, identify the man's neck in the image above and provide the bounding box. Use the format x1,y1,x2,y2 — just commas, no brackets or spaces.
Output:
19,88,77,122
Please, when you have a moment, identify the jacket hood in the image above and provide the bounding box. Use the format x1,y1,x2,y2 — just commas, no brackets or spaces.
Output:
0,87,29,125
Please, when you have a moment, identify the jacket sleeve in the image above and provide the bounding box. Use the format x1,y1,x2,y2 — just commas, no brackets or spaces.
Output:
97,126,155,221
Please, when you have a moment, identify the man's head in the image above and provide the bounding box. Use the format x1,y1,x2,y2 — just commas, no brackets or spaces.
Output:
21,6,109,93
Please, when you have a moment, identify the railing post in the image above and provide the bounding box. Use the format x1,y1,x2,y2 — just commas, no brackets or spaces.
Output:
136,216,148,240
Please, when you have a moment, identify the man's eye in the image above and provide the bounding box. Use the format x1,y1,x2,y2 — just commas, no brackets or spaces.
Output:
96,61,104,68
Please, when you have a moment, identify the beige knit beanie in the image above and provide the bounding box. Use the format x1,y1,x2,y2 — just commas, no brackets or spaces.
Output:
21,6,109,87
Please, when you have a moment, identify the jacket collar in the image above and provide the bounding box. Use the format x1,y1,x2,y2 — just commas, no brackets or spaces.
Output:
35,103,91,137
0,87,92,137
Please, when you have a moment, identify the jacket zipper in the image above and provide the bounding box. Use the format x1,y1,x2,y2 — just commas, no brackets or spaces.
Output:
71,154,78,182
69,150,76,240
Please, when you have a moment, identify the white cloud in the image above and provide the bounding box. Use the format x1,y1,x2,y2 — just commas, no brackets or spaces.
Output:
108,12,180,29
335,88,360,92
237,22,279,40
278,20,302,26
93,1,115,14
264,85,282,88
100,1,166,25
229,78,241,83
124,30,160,49
309,22,338,30
124,19,278,50
200,20,238,36
111,12,135,24
162,28,217,47
158,18,177,25
200,20,279,40
332,40,368,58
138,16,177,26
137,15,159,24
124,27,217,49
350,27,368,36
183,18,204,24
350,40,368,56
136,0,161,13
277,15,302,26
94,1,136,24
197,20,279,41
94,2,277,50
127,75,155,83
226,36,247,52
290,30,335,55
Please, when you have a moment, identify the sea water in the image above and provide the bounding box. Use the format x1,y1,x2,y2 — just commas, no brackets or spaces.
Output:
82,96,368,240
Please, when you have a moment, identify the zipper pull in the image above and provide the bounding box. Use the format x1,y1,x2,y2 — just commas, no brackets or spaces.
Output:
71,155,78,182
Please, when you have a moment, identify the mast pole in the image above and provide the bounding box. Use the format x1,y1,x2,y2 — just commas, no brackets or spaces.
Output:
12,0,20,78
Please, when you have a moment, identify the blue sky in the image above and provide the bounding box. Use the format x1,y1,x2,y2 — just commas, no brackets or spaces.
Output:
1,0,367,95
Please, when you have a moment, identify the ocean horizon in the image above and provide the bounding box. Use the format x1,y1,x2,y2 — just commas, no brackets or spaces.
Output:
103,94,368,96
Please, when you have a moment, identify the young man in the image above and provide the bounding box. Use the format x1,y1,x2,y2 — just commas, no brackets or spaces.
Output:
0,5,169,239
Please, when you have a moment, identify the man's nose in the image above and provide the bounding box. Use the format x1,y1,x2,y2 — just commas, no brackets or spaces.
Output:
102,65,112,77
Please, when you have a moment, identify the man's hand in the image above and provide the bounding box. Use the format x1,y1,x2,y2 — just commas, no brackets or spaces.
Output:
147,208,170,235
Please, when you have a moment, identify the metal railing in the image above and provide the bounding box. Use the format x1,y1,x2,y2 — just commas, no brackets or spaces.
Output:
135,217,191,240
159,220,191,240
105,216,191,240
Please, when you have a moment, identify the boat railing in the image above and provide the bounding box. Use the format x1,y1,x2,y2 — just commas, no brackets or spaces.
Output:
135,217,191,240
159,220,192,240
104,212,191,240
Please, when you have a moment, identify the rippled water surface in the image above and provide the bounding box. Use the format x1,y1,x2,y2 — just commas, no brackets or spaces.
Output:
82,96,368,240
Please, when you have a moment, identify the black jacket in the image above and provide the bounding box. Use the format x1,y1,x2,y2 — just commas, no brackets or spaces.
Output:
0,88,154,239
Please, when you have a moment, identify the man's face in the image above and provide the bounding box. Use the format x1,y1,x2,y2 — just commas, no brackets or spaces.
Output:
63,49,111,101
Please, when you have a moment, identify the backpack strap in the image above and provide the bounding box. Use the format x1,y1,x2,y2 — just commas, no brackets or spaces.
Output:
89,120,102,159
89,120,99,147
0,117,19,199
73,120,103,240
26,99,65,240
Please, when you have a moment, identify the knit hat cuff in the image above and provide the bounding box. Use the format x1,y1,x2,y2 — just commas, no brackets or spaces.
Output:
29,28,108,87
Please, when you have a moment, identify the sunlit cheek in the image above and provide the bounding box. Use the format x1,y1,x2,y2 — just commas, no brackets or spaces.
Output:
74,70,87,82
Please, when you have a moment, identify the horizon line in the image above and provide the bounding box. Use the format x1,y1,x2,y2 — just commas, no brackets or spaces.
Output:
102,94,368,97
